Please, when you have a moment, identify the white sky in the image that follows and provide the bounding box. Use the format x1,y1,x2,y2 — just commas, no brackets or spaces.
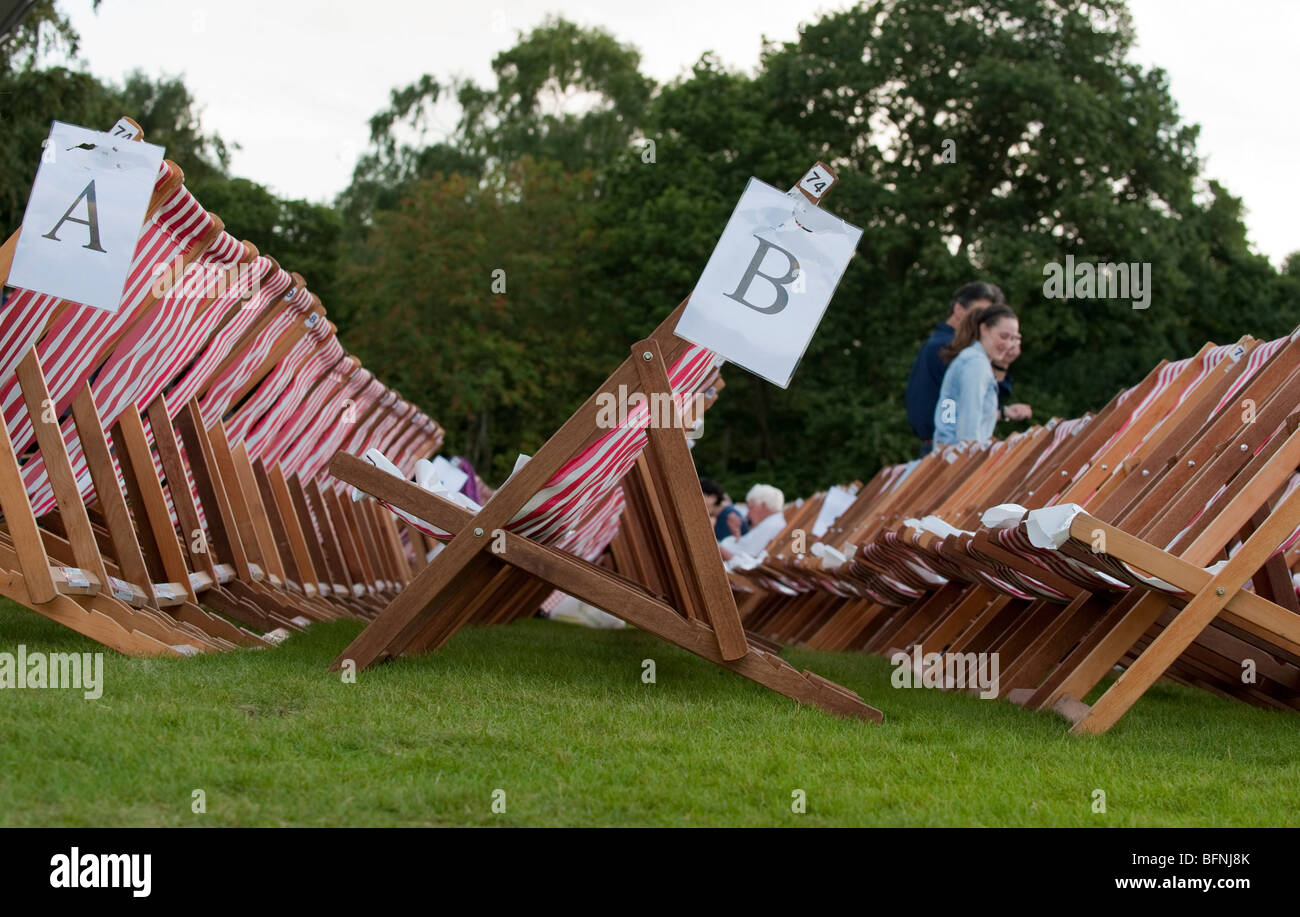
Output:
63,0,1299,265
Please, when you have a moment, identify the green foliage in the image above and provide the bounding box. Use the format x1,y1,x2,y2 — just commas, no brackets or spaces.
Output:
339,158,617,480
118,71,231,183
337,16,651,233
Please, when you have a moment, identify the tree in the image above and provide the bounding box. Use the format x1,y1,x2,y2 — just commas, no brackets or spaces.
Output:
339,158,616,480
338,17,653,231
190,176,343,316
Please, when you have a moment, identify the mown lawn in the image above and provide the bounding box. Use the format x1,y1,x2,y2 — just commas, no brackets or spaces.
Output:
0,597,1295,827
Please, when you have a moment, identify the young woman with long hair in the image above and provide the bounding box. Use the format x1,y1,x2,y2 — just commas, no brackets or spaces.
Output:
932,303,1020,446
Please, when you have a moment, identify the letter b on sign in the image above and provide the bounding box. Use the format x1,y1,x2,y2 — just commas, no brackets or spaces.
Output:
724,235,801,315
675,176,862,388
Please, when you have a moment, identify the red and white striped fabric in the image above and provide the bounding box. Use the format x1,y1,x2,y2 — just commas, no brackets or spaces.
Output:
224,328,335,448
277,368,373,474
366,345,721,554
1028,415,1091,474
336,391,397,457
552,487,626,563
198,286,314,428
253,354,356,466
2,175,215,461
20,233,255,514
326,391,400,493
165,264,294,411
992,524,1126,593
1212,332,1292,417
383,406,425,457
294,376,385,480
0,163,177,379
506,344,720,545
386,410,430,473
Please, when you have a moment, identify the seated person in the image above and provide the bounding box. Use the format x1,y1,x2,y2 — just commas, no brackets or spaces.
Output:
720,484,786,564
702,476,748,542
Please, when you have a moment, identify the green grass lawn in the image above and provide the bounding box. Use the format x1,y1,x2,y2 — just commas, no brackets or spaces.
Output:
0,597,1296,827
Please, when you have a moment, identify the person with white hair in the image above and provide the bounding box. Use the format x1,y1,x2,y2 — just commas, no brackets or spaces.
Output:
719,483,786,564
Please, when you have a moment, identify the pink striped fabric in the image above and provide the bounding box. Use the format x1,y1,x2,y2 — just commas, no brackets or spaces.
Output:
506,344,719,544
254,354,356,465
1028,415,1091,474
1213,333,1291,416
295,377,385,480
327,391,400,493
198,286,314,427
278,368,372,474
165,265,294,411
373,345,720,551
21,234,256,514
225,329,335,448
0,164,175,378
2,179,215,461
552,487,626,563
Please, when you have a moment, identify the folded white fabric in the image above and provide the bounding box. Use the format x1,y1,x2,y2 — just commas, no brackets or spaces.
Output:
811,485,857,538
1024,504,1087,550
720,535,763,572
354,448,406,501
903,515,971,539
981,503,1028,530
810,541,847,570
414,458,482,512
430,455,469,493
547,594,626,630
904,559,948,586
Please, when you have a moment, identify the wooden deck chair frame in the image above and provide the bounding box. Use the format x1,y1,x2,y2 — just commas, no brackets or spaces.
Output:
329,337,881,722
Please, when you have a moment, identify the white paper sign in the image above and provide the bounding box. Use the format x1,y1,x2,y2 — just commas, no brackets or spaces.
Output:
8,121,165,312
675,177,861,387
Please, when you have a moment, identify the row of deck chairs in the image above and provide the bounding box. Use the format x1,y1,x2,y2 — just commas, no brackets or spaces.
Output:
730,329,1300,733
0,117,444,655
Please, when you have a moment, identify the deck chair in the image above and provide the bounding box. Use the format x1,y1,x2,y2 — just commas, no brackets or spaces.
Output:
329,166,881,720
331,326,880,720
1008,414,1300,733
981,340,1300,721
948,334,1299,701
0,154,262,652
746,341,1220,656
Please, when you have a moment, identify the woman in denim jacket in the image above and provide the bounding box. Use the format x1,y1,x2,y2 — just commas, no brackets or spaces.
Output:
932,303,1020,446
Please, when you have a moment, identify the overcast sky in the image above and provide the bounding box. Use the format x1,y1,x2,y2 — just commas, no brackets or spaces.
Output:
63,0,1299,265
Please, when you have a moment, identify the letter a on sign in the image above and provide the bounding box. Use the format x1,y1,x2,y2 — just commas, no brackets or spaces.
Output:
675,177,861,387
9,121,165,313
